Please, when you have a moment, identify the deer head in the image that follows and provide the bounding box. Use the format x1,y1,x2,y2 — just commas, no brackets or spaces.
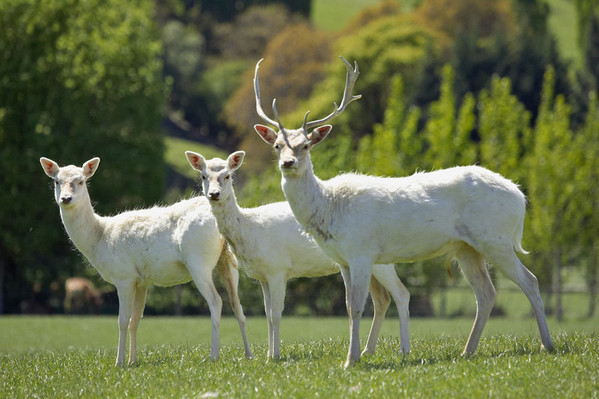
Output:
253,57,361,176
40,157,100,208
185,151,245,203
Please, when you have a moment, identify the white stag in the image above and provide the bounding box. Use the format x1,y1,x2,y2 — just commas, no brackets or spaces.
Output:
252,57,553,367
185,150,410,359
40,157,253,366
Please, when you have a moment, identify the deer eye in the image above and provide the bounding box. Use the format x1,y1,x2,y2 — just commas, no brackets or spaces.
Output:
224,174,230,180
201,175,206,180
303,144,309,150
274,144,280,150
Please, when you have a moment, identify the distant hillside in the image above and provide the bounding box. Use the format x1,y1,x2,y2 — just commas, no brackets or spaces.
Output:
164,136,227,179
311,0,580,66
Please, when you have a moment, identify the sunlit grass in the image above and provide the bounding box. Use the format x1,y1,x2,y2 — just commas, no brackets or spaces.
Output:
1,317,597,398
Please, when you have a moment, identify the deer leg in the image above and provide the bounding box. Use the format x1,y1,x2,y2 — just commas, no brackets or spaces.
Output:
191,267,223,361
260,281,274,359
487,249,554,351
267,273,286,360
128,284,147,365
338,266,352,317
372,265,411,355
217,260,253,359
344,260,373,368
115,282,135,366
456,245,496,355
362,276,390,356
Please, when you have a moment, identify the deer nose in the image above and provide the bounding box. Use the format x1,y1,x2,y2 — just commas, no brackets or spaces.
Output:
208,192,220,201
60,196,73,204
281,159,295,169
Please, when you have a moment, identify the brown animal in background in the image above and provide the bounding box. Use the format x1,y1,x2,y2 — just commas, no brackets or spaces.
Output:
64,277,104,314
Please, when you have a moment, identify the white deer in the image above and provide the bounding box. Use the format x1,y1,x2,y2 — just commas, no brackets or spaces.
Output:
40,157,253,366
185,150,410,359
252,57,554,367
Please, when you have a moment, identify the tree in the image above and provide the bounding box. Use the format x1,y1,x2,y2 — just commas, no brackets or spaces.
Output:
574,0,599,54
422,65,477,169
415,0,515,38
328,14,440,138
478,75,532,180
356,75,422,176
416,0,570,121
572,11,599,127
525,67,577,320
225,22,332,178
0,0,167,313
572,92,599,317
195,0,310,22
211,4,300,61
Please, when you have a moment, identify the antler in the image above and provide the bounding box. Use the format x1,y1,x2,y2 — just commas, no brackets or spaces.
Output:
253,58,279,127
253,56,362,136
302,56,362,131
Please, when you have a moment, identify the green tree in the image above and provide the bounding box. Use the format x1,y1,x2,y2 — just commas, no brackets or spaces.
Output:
356,75,422,176
572,11,599,126
422,64,477,169
574,0,599,53
0,0,166,313
225,22,332,179
572,92,599,317
196,0,310,22
525,67,577,320
478,75,532,180
327,14,439,138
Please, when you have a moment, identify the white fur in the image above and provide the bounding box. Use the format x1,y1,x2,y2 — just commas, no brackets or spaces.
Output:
40,157,253,366
254,125,554,368
186,150,411,359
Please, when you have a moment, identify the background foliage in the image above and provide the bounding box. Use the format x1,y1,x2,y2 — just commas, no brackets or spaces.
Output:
0,0,166,314
1,0,598,321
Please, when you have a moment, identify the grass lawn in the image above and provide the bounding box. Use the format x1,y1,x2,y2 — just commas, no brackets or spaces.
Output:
1,315,597,397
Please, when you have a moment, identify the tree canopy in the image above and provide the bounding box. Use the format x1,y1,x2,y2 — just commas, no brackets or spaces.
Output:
0,0,167,313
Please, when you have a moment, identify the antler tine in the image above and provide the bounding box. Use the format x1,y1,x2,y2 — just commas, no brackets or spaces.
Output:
303,56,362,131
271,98,287,135
301,111,311,138
254,58,278,127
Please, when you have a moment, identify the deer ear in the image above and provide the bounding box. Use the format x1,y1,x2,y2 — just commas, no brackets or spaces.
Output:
82,158,100,179
227,151,245,171
185,151,206,171
308,125,332,147
40,157,60,179
254,124,278,145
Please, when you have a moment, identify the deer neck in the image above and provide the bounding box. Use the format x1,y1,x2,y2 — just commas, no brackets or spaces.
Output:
59,191,105,262
281,160,334,242
209,193,249,250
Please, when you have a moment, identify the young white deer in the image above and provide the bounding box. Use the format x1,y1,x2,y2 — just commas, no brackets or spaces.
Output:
253,57,554,367
185,150,410,359
40,157,253,366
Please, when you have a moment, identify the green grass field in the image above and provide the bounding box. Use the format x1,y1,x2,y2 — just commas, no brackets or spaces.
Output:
1,316,597,397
